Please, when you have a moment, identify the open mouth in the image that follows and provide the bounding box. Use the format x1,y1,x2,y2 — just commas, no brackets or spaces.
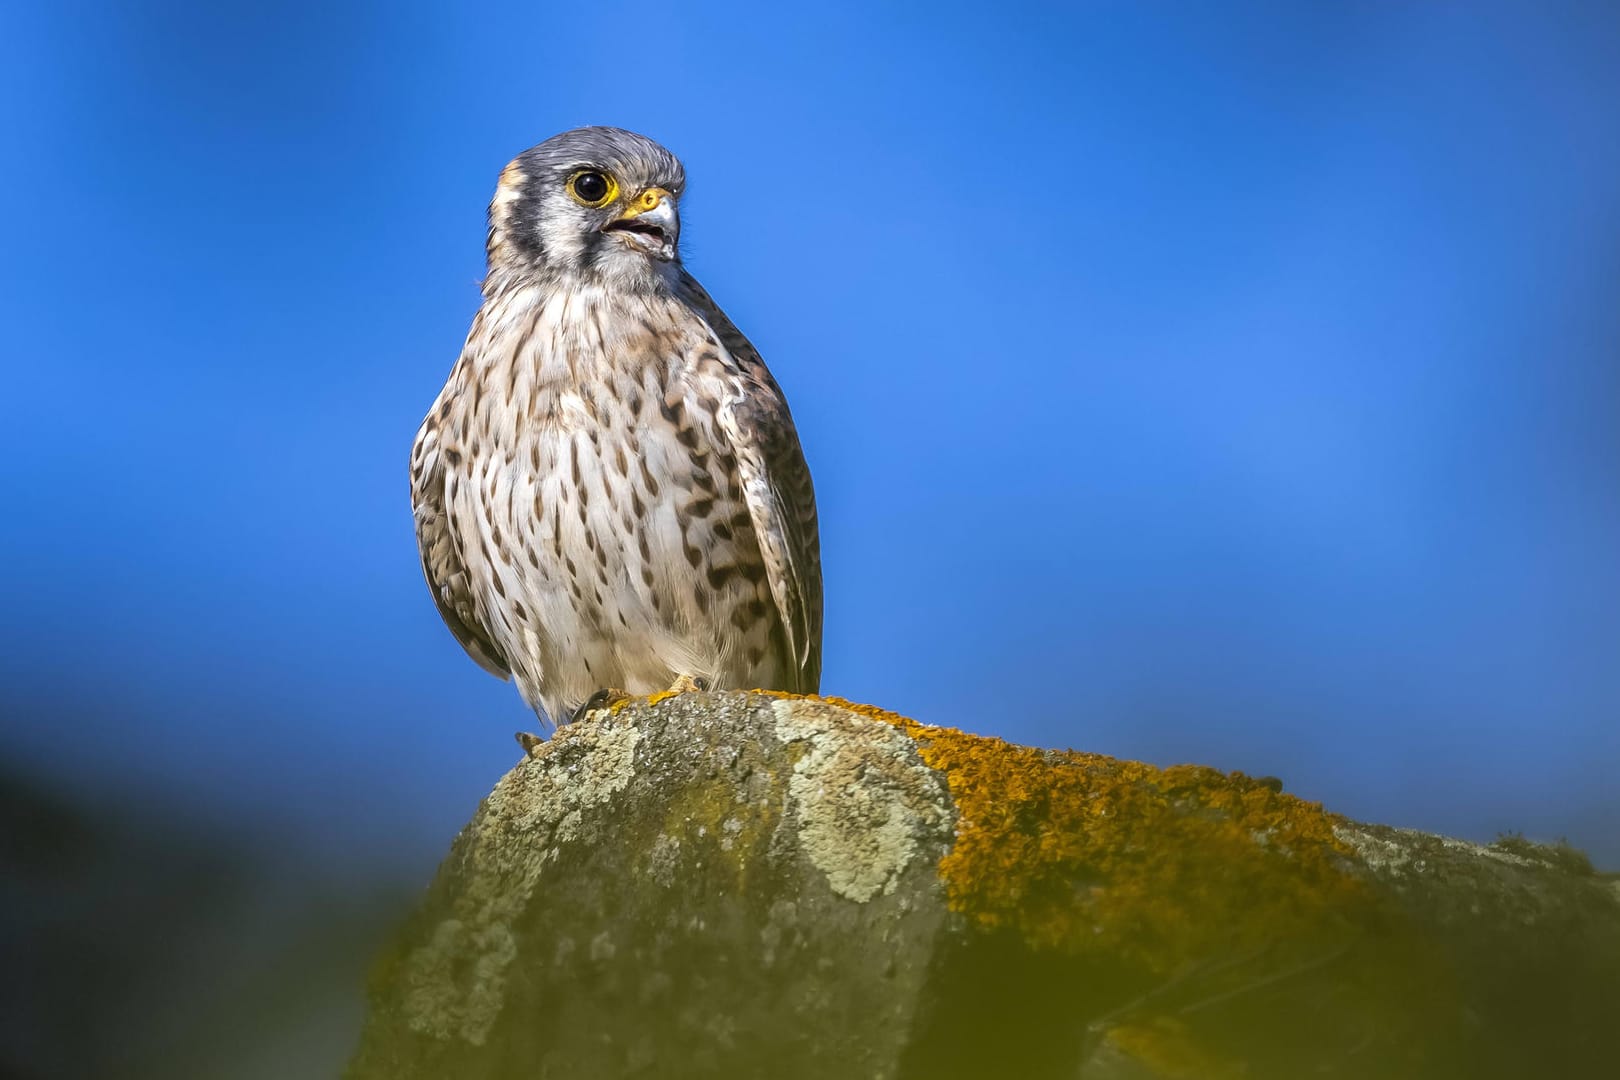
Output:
603,219,668,246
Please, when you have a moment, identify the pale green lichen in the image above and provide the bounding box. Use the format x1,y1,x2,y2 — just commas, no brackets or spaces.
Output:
770,698,950,903
400,718,641,1045
1335,824,1543,876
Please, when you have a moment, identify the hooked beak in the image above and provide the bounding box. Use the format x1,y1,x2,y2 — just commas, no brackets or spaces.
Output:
602,186,678,260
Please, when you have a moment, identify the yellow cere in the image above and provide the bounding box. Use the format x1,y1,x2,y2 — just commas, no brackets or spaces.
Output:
626,187,671,216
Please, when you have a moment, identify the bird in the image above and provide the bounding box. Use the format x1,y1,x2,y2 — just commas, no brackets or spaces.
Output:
410,127,822,730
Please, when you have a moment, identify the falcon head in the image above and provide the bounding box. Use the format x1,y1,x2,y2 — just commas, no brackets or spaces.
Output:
487,126,687,286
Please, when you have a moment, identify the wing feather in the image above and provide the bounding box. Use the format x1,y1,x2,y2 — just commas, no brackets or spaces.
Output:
680,276,824,693
410,412,511,679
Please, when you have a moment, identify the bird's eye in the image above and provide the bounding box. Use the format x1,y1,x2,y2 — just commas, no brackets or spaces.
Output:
568,170,616,207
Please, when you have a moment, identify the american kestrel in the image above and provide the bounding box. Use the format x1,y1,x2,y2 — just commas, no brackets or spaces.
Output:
410,127,822,728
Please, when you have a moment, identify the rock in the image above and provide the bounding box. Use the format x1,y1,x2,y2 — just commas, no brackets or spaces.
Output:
348,693,1620,1079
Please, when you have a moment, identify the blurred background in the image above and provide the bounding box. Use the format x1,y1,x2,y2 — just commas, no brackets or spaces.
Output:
3,1,1617,1075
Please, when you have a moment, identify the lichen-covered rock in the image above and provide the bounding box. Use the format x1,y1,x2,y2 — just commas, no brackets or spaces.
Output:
349,693,1620,1079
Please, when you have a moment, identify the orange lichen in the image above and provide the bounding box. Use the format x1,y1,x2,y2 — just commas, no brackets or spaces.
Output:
788,694,1474,1071
756,693,1371,972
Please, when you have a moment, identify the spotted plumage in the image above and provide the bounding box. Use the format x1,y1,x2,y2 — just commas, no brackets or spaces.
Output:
410,127,822,727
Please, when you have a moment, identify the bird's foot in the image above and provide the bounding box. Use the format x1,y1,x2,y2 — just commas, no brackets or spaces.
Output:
644,676,716,709
569,687,632,725
643,674,712,708
664,674,711,695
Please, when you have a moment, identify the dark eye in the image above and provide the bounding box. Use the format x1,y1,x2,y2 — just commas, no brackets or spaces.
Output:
569,170,614,206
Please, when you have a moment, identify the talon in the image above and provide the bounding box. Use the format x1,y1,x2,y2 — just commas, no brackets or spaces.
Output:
571,687,630,724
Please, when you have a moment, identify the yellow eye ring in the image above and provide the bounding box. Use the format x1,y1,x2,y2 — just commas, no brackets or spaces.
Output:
567,170,618,208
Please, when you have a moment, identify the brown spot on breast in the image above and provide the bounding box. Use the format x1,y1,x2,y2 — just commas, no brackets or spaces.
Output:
639,461,661,497
707,564,736,589
684,544,702,568
687,497,715,519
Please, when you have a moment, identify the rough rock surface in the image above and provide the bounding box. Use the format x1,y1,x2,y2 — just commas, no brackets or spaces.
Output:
349,693,1620,1079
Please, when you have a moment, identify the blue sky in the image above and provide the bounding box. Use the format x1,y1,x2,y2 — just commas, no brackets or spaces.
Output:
2,1,1617,871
